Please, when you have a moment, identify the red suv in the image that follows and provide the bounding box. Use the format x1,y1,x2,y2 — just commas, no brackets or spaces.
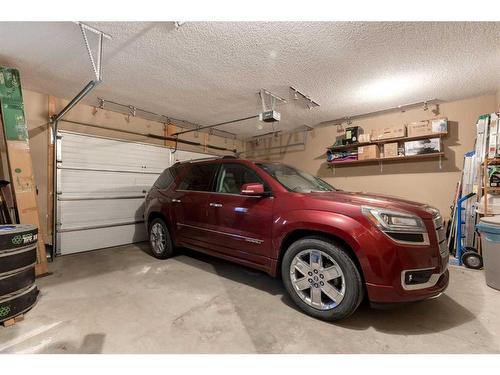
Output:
144,157,449,321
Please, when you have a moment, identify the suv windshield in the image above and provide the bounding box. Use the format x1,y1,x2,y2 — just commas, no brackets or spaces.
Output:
257,163,336,193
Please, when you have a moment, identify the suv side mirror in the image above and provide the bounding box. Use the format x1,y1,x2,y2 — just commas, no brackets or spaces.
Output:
240,183,266,196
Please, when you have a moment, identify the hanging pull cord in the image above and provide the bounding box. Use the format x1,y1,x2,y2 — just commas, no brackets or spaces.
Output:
172,135,179,154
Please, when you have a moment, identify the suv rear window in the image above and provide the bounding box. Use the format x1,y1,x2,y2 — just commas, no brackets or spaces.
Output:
153,166,178,190
177,163,218,191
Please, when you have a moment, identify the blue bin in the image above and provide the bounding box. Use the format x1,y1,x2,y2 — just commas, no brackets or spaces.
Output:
476,216,500,290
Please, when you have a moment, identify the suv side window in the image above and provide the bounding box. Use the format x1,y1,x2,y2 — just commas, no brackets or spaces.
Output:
177,163,217,191
153,165,178,190
215,163,269,195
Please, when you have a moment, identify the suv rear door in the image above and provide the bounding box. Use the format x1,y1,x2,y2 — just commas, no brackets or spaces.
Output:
173,162,218,249
205,162,274,265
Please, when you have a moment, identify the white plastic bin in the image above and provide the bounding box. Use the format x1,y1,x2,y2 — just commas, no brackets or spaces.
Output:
476,216,500,290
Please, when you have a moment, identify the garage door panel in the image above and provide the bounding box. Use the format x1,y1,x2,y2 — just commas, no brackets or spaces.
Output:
60,224,147,255
56,131,213,256
59,198,145,230
59,169,158,199
60,132,170,173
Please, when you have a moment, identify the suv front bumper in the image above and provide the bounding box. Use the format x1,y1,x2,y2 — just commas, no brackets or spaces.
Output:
360,210,449,304
366,267,449,303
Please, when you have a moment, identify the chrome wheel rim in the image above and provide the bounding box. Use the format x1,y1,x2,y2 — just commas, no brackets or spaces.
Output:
150,223,167,254
290,249,345,310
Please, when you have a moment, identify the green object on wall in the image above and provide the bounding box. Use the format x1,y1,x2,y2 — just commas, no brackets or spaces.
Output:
0,67,23,102
0,66,28,141
1,99,28,141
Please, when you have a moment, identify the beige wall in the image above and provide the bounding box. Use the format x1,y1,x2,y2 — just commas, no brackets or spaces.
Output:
18,88,244,243
246,94,498,218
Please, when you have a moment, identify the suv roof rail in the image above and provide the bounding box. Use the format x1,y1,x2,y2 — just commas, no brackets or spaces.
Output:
172,155,239,165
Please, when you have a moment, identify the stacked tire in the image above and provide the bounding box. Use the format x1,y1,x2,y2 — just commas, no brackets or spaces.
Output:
0,224,39,324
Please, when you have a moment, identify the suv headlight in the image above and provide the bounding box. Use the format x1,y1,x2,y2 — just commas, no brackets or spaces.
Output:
361,206,427,234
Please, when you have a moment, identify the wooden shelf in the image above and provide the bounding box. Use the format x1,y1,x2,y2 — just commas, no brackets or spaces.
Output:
482,158,500,165
327,132,448,152
484,187,500,192
328,152,445,167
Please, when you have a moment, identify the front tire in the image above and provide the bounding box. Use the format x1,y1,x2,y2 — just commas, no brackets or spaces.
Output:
281,236,364,321
149,218,174,259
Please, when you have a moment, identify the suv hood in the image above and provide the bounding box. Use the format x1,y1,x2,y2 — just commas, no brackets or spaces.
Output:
306,191,435,218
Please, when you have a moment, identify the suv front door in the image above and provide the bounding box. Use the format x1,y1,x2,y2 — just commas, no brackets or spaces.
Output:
205,162,274,266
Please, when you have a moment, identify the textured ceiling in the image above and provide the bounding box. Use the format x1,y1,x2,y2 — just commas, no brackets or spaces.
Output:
0,22,499,138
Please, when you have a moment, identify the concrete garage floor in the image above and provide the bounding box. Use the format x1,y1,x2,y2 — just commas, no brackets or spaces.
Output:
1,243,499,354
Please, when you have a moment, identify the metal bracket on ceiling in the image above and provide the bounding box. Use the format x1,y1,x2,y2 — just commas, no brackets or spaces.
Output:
174,22,186,30
76,22,112,82
259,88,287,112
52,24,112,124
432,103,440,116
125,105,136,122
290,86,320,110
162,116,172,126
92,98,105,116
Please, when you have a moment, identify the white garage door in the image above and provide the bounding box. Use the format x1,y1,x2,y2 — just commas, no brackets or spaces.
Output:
56,131,212,255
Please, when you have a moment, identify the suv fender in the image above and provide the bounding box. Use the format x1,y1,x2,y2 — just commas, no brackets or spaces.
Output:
272,209,372,278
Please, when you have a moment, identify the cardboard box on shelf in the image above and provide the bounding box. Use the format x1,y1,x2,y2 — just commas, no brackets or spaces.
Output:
383,142,399,158
404,138,441,156
407,120,433,137
358,144,379,160
371,125,406,140
431,118,448,134
358,133,371,143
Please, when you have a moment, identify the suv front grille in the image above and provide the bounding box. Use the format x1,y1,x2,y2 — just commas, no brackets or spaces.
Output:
433,213,448,258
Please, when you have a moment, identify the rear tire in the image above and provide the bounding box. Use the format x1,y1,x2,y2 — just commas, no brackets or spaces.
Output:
281,236,364,321
148,218,174,259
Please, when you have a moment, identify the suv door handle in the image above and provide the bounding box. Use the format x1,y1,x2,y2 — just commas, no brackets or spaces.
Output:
172,198,181,203
209,203,222,208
